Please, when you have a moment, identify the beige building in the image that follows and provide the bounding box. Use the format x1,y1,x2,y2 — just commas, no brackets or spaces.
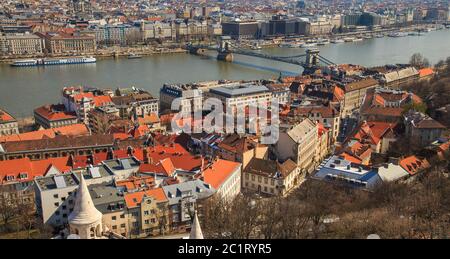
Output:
0,109,19,136
124,188,169,238
341,78,379,117
39,32,96,55
243,158,301,196
0,33,43,55
274,118,318,174
294,104,340,143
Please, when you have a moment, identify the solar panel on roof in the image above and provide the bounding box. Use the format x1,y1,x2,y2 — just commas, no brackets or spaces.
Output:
54,175,67,189
89,167,102,178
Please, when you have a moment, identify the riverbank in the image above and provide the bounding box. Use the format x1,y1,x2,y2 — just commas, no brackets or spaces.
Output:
0,47,188,64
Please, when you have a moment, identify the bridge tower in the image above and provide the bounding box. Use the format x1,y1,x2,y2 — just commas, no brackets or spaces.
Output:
217,36,233,62
305,48,320,68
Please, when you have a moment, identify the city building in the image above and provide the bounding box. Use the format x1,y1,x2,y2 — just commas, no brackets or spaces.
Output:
216,134,268,169
124,188,169,237
0,33,43,55
313,156,381,190
341,77,379,117
38,32,96,55
201,159,242,201
404,110,446,146
243,158,300,196
34,104,78,129
274,118,318,173
0,109,19,136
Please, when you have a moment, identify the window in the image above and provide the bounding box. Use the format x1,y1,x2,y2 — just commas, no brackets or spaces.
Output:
264,178,268,184
112,216,117,221
144,211,149,216
112,225,117,230
151,218,156,223
62,205,67,210
62,214,67,218
120,214,125,219
61,197,66,201
145,220,150,224
251,175,255,181
120,224,126,228
151,209,156,214
53,194,59,199
258,176,262,183
54,202,59,207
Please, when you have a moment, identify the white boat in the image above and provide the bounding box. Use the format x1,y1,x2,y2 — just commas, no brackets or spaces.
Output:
353,38,363,42
343,37,355,42
330,39,344,43
374,34,384,38
11,59,38,67
300,43,317,48
388,32,408,37
43,56,96,65
11,56,96,67
316,39,330,45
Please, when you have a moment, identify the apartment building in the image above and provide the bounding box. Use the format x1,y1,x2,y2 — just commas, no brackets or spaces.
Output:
0,109,19,136
242,158,300,196
0,33,43,55
38,32,96,55
341,78,379,117
275,118,318,173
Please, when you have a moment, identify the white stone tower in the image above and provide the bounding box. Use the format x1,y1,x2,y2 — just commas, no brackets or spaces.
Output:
189,211,204,239
68,174,103,239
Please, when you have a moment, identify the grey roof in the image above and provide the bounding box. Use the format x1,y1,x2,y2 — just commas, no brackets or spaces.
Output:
89,183,125,214
209,85,269,98
78,164,114,180
103,157,140,171
162,179,215,205
35,173,79,191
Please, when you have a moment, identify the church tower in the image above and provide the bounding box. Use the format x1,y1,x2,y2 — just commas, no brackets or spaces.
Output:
68,174,103,239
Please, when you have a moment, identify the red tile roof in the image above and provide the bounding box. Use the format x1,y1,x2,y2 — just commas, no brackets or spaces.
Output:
418,68,434,78
399,156,430,175
124,188,167,208
0,124,89,143
93,95,113,107
0,156,72,184
34,104,77,121
202,159,241,189
0,109,16,123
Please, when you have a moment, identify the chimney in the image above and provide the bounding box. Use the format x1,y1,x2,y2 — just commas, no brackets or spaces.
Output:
143,148,153,164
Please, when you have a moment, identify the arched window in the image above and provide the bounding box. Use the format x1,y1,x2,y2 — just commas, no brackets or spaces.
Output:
90,227,95,238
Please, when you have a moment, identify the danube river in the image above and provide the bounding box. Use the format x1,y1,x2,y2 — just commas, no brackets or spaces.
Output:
1,29,450,117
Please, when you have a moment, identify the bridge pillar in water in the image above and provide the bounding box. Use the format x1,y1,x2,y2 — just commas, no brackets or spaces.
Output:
217,36,234,62
305,48,320,68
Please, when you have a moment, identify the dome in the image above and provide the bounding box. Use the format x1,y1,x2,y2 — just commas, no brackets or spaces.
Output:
68,174,102,226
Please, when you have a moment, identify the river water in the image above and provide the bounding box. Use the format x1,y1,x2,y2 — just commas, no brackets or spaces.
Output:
1,29,449,117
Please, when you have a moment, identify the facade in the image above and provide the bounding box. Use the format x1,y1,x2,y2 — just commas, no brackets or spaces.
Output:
221,21,260,39
1,33,43,55
243,158,300,196
34,173,80,226
294,104,340,143
39,32,96,55
162,180,214,232
341,78,379,117
159,84,203,112
404,110,446,146
207,84,272,113
0,134,115,161
0,109,19,136
274,118,318,173
124,188,169,237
